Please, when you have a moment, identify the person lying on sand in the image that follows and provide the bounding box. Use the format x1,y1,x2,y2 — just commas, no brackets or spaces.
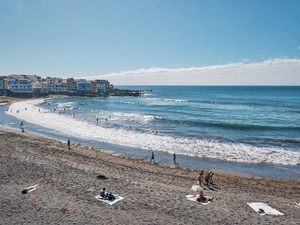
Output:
195,190,213,203
21,184,40,194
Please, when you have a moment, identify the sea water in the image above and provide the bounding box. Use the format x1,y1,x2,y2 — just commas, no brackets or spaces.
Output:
1,86,300,181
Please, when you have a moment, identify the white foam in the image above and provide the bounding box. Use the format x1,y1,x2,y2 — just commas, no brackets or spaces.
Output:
7,99,300,166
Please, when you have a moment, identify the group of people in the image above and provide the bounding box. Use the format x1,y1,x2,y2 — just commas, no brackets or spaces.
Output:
99,188,116,201
149,152,177,164
195,171,216,203
197,170,216,188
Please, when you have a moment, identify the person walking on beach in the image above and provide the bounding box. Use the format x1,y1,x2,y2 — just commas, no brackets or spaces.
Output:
67,138,71,149
173,153,176,164
197,170,204,187
20,121,24,132
150,152,155,163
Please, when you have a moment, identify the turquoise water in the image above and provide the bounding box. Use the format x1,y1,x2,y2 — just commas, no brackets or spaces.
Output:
1,86,300,180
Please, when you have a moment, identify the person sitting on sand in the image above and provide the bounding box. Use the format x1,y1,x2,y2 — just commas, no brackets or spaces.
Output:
196,190,212,203
106,192,115,201
100,188,106,198
21,184,40,194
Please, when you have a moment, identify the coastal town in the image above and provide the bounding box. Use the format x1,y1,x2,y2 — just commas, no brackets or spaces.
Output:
0,74,144,98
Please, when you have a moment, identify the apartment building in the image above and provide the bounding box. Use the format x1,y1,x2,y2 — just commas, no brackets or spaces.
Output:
76,79,91,92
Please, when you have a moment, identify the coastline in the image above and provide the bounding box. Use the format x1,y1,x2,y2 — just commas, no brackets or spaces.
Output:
1,96,300,182
0,125,300,224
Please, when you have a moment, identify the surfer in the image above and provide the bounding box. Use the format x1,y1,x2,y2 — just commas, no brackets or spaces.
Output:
173,153,176,164
67,139,71,149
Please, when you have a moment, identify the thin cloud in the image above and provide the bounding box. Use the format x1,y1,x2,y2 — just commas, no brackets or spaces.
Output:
83,58,300,85
298,46,300,50
241,58,249,62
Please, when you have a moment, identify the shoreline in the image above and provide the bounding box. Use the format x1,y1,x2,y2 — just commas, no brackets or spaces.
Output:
0,125,299,224
1,124,299,185
1,96,300,182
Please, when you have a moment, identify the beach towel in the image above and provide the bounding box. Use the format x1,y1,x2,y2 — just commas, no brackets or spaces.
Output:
185,194,211,205
21,185,40,194
27,187,39,193
95,195,123,205
247,202,284,216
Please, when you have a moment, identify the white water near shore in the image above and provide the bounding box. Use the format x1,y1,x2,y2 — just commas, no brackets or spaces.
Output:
7,99,300,166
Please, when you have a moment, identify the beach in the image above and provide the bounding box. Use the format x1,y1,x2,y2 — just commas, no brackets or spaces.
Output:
0,125,299,225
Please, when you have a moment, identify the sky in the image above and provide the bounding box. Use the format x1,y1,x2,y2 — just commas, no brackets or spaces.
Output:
0,0,300,85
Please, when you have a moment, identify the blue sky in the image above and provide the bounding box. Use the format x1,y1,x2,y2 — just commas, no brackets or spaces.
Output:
1,0,300,85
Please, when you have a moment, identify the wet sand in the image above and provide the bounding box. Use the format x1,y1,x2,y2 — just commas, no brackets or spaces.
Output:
0,126,299,224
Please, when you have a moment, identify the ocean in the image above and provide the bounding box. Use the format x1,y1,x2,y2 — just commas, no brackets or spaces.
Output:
1,86,300,181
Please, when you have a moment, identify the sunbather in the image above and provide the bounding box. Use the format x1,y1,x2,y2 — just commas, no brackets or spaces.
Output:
99,188,115,200
100,188,106,198
195,190,212,203
105,192,115,201
21,184,40,194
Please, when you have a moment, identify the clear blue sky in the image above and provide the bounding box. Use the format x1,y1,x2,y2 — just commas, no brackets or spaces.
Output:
1,0,300,85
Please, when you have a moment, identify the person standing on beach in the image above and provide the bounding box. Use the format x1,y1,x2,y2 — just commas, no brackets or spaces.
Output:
197,170,204,187
173,153,176,164
150,152,155,163
67,139,71,149
20,121,24,132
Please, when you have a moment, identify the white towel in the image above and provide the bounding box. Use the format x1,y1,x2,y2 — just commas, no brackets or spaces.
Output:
247,202,284,216
95,195,123,205
186,194,211,205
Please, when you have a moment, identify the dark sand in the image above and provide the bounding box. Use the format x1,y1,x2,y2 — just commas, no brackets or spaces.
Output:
0,126,299,225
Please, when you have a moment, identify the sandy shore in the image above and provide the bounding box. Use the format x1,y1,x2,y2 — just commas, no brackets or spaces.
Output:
0,96,27,104
0,126,299,225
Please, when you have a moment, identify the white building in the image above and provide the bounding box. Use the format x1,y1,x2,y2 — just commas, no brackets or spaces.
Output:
7,78,33,93
32,81,44,93
76,79,91,92
95,80,107,93
43,77,67,93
